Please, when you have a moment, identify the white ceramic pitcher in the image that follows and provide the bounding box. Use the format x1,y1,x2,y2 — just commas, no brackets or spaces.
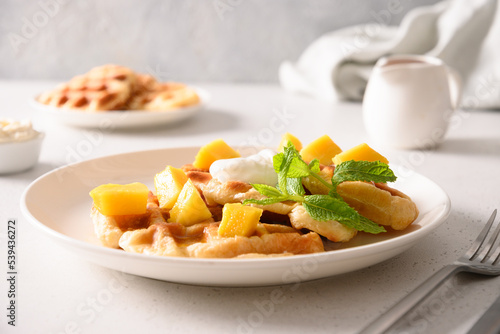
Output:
363,55,461,150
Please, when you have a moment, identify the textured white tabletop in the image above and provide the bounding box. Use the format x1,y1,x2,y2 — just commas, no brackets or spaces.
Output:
1,81,500,334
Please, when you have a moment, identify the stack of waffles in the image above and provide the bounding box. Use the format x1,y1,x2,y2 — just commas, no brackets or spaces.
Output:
37,65,200,111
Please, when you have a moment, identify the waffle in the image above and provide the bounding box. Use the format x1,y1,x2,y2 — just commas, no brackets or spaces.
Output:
337,181,419,230
38,65,137,111
125,74,162,110
142,84,200,111
37,65,200,111
289,205,357,242
308,165,420,231
126,75,200,111
91,193,324,258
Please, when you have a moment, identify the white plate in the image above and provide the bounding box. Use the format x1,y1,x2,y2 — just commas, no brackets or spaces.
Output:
21,147,451,287
30,87,210,129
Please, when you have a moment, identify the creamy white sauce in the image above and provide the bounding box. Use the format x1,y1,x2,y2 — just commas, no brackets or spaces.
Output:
0,119,39,143
209,149,278,186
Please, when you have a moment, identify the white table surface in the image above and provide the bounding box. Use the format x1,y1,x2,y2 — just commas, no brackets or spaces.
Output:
1,81,500,334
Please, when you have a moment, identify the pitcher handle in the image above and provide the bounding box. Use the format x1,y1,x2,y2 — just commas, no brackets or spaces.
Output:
446,67,462,109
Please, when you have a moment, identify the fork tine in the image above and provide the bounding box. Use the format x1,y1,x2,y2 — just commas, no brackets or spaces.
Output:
465,209,497,261
479,213,500,263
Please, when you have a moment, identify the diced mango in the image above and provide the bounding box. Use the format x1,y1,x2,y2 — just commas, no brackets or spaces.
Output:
193,139,240,170
218,203,263,237
89,182,149,216
154,166,188,210
300,135,342,165
278,133,303,152
167,179,212,226
332,143,389,165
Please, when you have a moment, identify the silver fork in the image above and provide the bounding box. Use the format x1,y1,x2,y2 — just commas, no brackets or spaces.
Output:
360,209,500,334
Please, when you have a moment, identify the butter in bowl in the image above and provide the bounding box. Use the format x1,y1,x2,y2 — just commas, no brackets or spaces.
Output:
0,119,44,174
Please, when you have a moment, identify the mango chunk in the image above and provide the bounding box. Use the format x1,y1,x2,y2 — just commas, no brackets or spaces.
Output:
332,143,389,165
218,203,263,237
278,133,303,152
167,179,212,226
89,182,149,216
300,135,342,165
154,166,188,210
193,139,240,170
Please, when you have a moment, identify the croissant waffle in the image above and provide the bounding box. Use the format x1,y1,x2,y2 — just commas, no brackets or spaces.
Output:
313,165,420,231
37,65,200,111
337,181,419,230
187,165,419,242
91,193,324,258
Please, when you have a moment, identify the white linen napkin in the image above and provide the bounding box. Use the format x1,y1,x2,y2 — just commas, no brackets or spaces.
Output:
279,0,500,109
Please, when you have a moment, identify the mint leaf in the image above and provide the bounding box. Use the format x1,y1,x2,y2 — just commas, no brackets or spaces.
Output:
308,159,320,173
275,144,311,178
328,189,343,200
273,149,294,195
332,160,396,186
359,216,386,234
287,159,310,178
303,195,360,222
272,153,285,174
286,155,310,178
251,184,283,198
303,195,386,234
286,177,305,196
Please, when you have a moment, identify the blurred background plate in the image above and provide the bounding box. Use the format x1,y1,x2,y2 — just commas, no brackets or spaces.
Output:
30,87,210,129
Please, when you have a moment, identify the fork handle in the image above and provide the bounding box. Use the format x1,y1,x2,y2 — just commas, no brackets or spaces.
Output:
466,293,500,334
359,264,464,334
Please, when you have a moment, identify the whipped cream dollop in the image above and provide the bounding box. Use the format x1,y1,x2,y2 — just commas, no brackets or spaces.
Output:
0,119,40,143
209,149,278,186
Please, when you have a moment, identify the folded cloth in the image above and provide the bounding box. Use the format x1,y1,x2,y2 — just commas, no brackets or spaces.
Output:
279,0,500,109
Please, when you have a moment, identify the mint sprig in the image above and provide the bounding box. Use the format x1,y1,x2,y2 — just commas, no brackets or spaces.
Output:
332,160,396,187
243,143,396,234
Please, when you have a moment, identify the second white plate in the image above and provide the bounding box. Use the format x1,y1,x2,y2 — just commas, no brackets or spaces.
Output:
21,147,451,286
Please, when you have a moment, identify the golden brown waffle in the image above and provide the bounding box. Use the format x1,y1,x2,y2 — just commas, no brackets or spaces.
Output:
142,83,200,111
127,75,200,111
337,181,419,230
125,74,162,110
91,193,324,258
37,65,200,111
303,165,419,231
38,65,137,111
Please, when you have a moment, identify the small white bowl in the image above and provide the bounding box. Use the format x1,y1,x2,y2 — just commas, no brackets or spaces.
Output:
0,133,44,174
